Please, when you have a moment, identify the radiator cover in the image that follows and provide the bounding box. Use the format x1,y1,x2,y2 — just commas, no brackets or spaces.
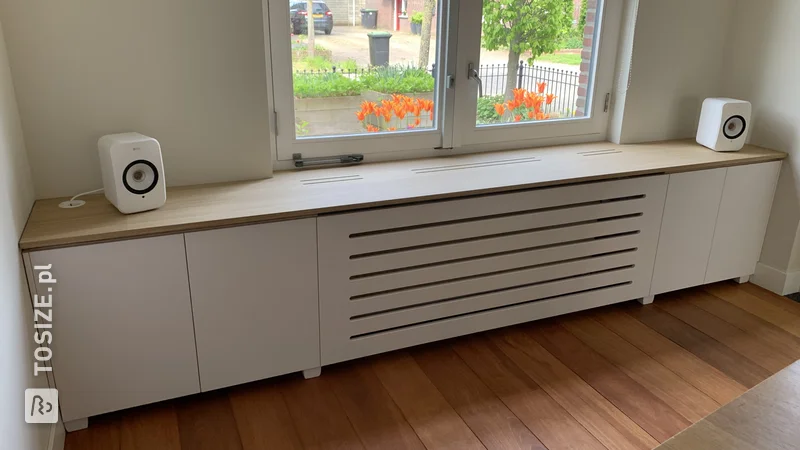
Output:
318,175,668,364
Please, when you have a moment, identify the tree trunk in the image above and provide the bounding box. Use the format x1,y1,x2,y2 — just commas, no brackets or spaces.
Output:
504,48,520,101
307,0,316,58
418,0,436,69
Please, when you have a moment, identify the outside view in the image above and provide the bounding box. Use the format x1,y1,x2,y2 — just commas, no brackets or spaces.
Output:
290,0,595,138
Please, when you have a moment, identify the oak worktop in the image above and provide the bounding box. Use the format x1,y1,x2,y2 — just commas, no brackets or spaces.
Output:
20,140,786,251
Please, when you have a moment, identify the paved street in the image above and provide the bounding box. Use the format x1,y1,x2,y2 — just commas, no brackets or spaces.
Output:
307,25,579,72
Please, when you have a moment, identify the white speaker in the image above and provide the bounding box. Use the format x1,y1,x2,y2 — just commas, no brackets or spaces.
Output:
98,133,166,214
696,98,751,152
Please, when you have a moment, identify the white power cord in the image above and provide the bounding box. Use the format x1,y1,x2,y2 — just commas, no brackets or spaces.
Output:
59,188,104,209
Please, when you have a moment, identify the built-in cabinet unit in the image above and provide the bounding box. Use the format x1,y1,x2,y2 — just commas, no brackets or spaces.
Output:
705,162,782,284
23,160,782,430
651,161,781,295
27,235,200,424
184,219,320,392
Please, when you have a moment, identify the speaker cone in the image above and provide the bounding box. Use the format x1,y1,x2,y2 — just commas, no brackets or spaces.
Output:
122,160,159,195
723,115,746,139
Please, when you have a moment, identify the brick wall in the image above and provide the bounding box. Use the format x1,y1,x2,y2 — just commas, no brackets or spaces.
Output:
326,0,367,25
576,0,596,116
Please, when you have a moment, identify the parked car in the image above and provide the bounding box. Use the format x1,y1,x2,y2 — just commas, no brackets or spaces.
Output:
290,1,333,35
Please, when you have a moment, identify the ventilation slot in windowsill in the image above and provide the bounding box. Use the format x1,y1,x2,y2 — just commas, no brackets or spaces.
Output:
301,174,363,186
412,156,541,174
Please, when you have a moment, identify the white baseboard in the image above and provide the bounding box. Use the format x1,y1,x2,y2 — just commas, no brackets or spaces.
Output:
47,420,65,450
752,262,800,295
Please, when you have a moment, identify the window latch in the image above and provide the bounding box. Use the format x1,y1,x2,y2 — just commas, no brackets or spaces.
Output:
293,153,364,168
467,63,483,98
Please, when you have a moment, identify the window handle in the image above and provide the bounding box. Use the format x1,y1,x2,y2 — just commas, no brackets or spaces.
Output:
468,63,483,98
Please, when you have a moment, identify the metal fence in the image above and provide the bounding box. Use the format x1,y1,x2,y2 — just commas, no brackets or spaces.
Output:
294,62,581,113
478,62,580,115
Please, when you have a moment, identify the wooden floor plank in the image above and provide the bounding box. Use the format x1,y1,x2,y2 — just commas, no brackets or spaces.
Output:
492,327,659,450
281,376,365,450
739,282,800,318
688,289,800,361
656,294,795,373
65,416,120,450
228,381,304,450
176,392,244,450
623,304,771,388
451,334,606,450
704,283,800,338
371,352,486,450
327,362,426,450
119,404,181,450
413,343,548,450
559,314,719,423
594,309,747,404
528,322,691,442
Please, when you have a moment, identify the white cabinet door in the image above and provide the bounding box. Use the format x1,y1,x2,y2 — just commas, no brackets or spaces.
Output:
651,169,726,295
185,219,320,391
705,161,782,283
28,235,200,422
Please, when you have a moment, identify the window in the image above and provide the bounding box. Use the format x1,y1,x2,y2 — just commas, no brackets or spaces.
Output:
266,0,622,162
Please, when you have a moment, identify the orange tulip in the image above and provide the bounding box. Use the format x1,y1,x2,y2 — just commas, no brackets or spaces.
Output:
537,82,546,94
414,117,421,126
527,111,535,119
494,103,505,116
355,111,366,121
512,88,526,102
546,94,556,105
514,115,522,122
388,127,397,131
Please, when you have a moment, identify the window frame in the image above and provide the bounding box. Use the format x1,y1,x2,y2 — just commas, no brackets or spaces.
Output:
263,0,623,164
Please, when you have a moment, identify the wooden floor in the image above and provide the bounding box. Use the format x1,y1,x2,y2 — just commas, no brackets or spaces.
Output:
65,282,800,450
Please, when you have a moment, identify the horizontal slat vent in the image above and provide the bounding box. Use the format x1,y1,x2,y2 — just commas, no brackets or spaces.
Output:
411,156,541,174
578,149,623,156
350,282,633,340
318,175,668,365
301,174,362,185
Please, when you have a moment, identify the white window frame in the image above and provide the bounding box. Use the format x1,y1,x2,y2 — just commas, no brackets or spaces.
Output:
451,0,623,149
266,0,453,162
263,0,623,164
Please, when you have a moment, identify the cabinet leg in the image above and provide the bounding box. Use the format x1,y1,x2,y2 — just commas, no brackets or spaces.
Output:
303,367,322,379
736,276,750,284
65,418,89,432
638,295,655,305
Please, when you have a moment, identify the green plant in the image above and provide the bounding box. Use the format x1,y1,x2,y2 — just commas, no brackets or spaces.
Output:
291,43,333,62
338,58,359,72
411,11,424,24
292,72,363,98
303,55,333,70
477,95,504,124
361,66,435,94
296,120,310,136
537,52,581,65
557,34,583,50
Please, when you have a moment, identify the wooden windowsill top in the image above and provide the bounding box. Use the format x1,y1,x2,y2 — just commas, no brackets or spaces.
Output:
20,140,786,251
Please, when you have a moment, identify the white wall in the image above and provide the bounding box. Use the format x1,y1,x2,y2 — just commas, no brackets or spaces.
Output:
723,0,800,293
0,0,273,199
0,18,53,450
613,0,733,143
